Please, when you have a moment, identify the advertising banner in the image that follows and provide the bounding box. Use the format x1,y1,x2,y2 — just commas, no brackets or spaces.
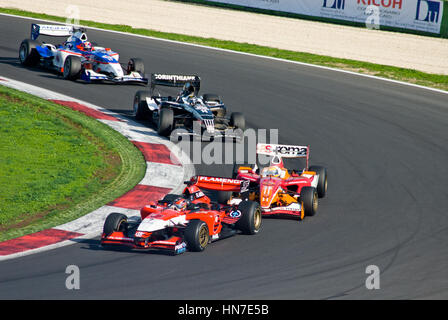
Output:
208,0,444,34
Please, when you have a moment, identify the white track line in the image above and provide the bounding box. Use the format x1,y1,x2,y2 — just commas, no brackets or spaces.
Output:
1,12,447,96
0,75,195,261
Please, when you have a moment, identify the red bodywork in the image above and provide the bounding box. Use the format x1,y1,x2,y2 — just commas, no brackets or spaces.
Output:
100,180,245,254
235,167,318,217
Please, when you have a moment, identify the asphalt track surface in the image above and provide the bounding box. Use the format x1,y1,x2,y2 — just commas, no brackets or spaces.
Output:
0,14,447,299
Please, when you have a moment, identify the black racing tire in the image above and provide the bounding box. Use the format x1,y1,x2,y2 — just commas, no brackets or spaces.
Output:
235,200,262,235
184,220,210,252
157,107,174,137
230,112,245,131
127,58,145,75
133,90,152,120
103,213,128,236
217,191,232,205
19,39,40,66
300,187,318,217
308,166,327,198
63,55,82,80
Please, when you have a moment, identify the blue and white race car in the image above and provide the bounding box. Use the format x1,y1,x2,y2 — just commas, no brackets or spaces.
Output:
19,24,148,84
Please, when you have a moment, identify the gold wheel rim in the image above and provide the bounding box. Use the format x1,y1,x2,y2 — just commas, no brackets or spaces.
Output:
117,218,127,232
199,225,209,248
313,193,318,212
254,208,262,230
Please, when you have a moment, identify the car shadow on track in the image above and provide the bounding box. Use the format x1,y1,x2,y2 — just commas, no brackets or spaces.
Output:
79,238,179,256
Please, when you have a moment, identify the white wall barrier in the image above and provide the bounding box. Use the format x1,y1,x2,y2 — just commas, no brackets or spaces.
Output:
208,0,444,34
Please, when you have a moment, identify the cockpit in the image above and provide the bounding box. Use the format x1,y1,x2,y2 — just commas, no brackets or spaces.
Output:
260,166,288,179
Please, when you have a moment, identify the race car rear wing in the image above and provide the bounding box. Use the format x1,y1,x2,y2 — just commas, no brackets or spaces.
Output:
150,73,200,94
257,143,310,169
189,175,250,194
31,24,80,40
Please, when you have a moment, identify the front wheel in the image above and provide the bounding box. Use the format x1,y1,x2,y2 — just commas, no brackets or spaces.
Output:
235,200,262,235
63,55,81,80
133,90,152,120
309,166,327,198
300,187,318,217
184,220,210,252
103,213,128,237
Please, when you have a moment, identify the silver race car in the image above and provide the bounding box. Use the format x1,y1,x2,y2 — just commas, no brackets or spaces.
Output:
133,73,245,140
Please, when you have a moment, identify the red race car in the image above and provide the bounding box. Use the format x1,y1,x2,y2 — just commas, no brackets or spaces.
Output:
230,143,328,220
100,177,262,254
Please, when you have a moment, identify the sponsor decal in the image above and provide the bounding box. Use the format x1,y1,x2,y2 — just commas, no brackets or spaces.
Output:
240,180,250,193
194,103,210,113
154,74,197,81
135,231,147,237
323,0,345,9
257,144,308,157
272,203,301,212
198,176,242,185
415,0,440,22
175,242,187,251
211,0,442,34
193,190,205,199
357,0,402,9
229,210,242,218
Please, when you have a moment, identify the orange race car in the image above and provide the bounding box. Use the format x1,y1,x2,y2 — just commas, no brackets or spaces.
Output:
228,143,328,220
100,177,261,254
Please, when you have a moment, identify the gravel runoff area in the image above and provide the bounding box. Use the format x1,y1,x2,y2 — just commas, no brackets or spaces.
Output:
1,0,447,74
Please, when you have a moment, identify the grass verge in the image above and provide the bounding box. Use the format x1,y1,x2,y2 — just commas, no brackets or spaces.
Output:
0,7,447,92
0,85,146,242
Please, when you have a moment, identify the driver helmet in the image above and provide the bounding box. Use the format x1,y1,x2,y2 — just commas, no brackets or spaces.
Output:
76,40,92,51
182,82,195,97
83,41,92,50
171,197,187,211
262,166,281,178
183,185,211,204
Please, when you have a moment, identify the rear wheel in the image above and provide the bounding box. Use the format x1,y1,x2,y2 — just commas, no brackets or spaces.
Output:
309,166,327,198
184,220,210,252
19,39,40,66
103,213,128,237
63,55,81,80
217,191,232,205
300,187,318,217
157,107,174,137
133,90,152,120
235,200,262,235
